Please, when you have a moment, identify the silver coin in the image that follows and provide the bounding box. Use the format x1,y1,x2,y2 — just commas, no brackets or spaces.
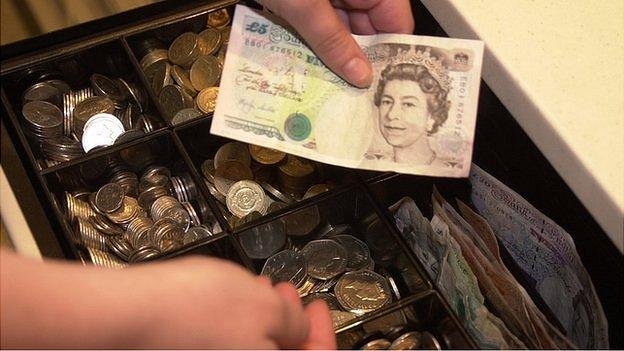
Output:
329,310,358,329
95,183,125,213
73,96,116,137
389,331,421,350
23,81,61,106
90,73,124,104
301,292,341,310
22,101,63,129
171,108,202,125
81,113,125,152
360,338,392,350
226,180,268,218
238,219,286,259
114,129,145,144
261,249,308,287
283,205,320,236
300,239,348,280
335,270,391,314
183,226,212,245
260,181,295,204
161,206,191,231
331,235,371,271
201,159,216,183
214,142,251,169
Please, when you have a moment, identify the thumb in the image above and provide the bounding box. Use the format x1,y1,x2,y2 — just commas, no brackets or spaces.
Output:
261,0,373,88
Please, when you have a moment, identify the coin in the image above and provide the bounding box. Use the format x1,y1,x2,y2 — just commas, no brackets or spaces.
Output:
168,32,200,68
302,183,333,199
138,185,169,210
418,331,442,350
329,310,358,329
360,338,392,350
161,206,191,231
90,73,124,106
207,8,230,28
116,78,146,112
197,28,222,56
142,49,169,82
301,292,342,310
172,108,203,125
220,26,231,44
214,142,251,168
389,331,421,350
283,205,320,236
73,96,115,137
22,101,63,132
261,249,308,287
158,84,194,120
81,113,125,152
107,196,140,224
249,144,286,165
151,61,172,95
331,235,371,271
23,81,61,106
95,183,125,213
238,219,286,259
335,270,391,314
226,180,268,217
300,239,348,280
196,87,219,114
189,55,221,91
183,226,212,245
170,65,197,96
259,181,295,204
115,129,145,144
201,159,216,183
214,160,253,195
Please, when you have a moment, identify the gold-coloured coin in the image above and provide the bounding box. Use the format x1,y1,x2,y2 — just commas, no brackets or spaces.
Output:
171,65,197,97
190,56,221,91
207,8,230,28
107,196,139,224
196,87,219,114
279,155,315,178
249,144,286,165
197,28,222,56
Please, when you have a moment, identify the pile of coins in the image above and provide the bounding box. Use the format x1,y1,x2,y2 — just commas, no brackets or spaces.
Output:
199,141,339,228
359,329,442,350
257,222,403,329
138,8,230,125
20,71,155,168
62,163,221,267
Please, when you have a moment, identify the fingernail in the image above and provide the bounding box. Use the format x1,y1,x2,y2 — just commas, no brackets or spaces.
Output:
342,57,373,88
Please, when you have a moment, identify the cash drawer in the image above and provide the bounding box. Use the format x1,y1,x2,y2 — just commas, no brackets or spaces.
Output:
1,0,621,348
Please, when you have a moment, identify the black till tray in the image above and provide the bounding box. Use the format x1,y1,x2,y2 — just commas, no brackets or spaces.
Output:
1,0,621,348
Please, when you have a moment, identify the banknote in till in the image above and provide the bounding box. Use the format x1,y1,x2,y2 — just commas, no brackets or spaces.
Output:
211,5,484,177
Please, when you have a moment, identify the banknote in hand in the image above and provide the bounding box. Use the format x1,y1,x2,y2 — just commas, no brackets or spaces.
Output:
211,5,484,177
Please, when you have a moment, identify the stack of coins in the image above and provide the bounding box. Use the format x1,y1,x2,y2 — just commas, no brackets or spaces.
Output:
137,7,231,125
258,223,400,329
61,162,221,267
199,142,339,228
20,72,154,168
359,330,442,350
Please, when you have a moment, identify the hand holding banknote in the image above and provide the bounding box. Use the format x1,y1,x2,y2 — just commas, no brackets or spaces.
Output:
259,0,415,88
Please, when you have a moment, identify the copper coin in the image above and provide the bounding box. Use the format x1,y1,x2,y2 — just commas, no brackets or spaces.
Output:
214,160,253,196
249,144,286,165
189,55,221,91
197,28,222,56
196,87,219,114
168,32,200,67
207,8,230,28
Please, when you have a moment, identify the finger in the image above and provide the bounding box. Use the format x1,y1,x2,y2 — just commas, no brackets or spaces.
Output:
256,276,273,288
331,0,414,33
266,284,310,349
274,282,303,308
301,300,337,350
347,11,377,34
261,0,373,88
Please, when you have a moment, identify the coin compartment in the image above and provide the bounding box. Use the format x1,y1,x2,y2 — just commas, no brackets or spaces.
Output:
125,5,236,127
174,117,360,230
41,131,228,263
335,291,475,349
236,185,434,329
1,39,168,171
